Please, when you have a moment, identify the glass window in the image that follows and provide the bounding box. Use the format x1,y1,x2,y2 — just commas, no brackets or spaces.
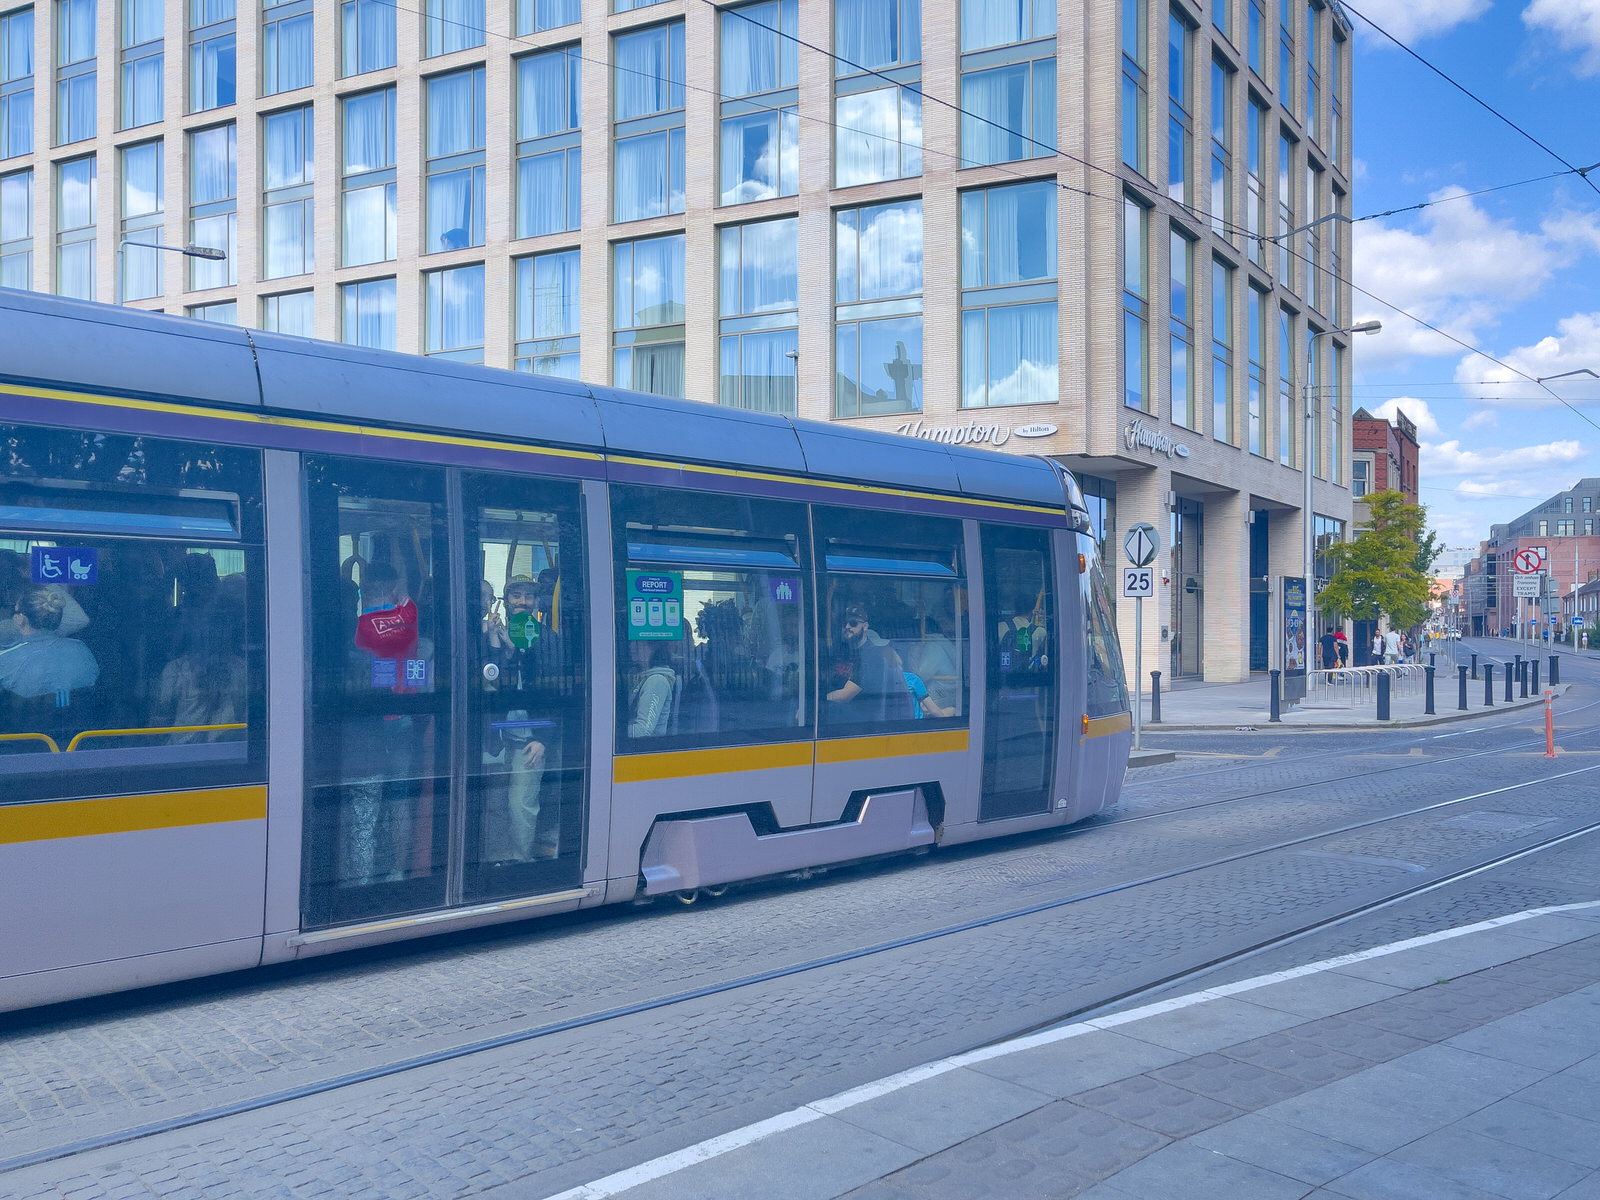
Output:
611,486,813,751
835,198,923,417
1170,226,1193,429
515,248,579,377
1331,33,1342,164
262,0,312,95
342,87,397,267
1350,457,1367,497
1079,531,1129,717
961,0,1052,49
119,139,164,301
1,8,34,159
614,23,685,222
341,0,395,76
1167,10,1190,203
1278,304,1294,465
424,262,484,362
960,49,1055,168
719,217,798,415
1248,0,1263,74
341,276,395,349
189,122,237,289
1246,96,1264,265
979,523,1056,818
1121,194,1148,412
56,0,95,144
961,180,1058,409
517,0,578,35
517,46,581,239
615,0,668,13
721,0,798,205
1247,283,1264,454
263,105,314,279
262,289,314,335
1211,255,1234,444
427,67,486,253
425,0,483,57
188,299,237,322
55,154,95,299
1565,496,1573,513
301,459,449,928
189,0,235,114
121,0,162,129
1277,130,1295,290
835,0,920,187
0,424,264,806
1330,342,1342,482
1210,58,1232,241
818,505,967,736
1305,325,1319,476
1585,496,1593,513
1278,0,1293,112
1121,0,1145,172
1213,0,1230,41
0,167,31,288
614,233,685,398
1305,1,1319,142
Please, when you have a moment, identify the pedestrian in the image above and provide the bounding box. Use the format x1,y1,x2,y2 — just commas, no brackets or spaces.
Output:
1319,628,1337,671
1334,629,1349,668
1383,627,1401,665
1372,629,1384,665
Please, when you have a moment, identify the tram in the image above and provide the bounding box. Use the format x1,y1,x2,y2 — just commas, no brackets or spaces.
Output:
0,291,1130,1012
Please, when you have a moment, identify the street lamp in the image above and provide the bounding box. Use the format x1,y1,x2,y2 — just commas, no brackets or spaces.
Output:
117,240,228,302
1305,319,1381,666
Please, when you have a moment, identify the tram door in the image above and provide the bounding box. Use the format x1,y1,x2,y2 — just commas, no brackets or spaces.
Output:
979,526,1058,821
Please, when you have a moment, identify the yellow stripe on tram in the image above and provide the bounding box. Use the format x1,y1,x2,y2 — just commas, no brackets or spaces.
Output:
614,742,814,784
0,785,268,845
1083,712,1133,739
815,729,969,764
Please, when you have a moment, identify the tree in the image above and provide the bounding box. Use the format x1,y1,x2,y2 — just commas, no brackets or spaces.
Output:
1320,490,1433,630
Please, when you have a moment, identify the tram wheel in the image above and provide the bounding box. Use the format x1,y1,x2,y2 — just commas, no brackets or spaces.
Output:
704,885,728,898
673,889,701,905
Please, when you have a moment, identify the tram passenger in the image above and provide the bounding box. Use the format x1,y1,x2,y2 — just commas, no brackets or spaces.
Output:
905,615,961,715
341,562,422,887
0,551,90,648
483,573,560,862
999,592,1046,669
627,640,677,737
0,585,99,703
826,604,905,720
155,606,247,742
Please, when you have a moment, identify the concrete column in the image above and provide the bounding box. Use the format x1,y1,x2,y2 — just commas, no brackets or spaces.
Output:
1203,488,1249,681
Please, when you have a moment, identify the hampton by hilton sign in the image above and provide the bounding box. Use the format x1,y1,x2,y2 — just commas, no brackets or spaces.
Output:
1124,418,1191,459
895,419,1058,447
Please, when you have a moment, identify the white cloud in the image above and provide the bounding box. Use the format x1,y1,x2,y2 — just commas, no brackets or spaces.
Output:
1453,478,1561,500
1371,397,1442,438
1524,0,1600,77
1352,0,1489,43
1424,438,1585,475
1454,312,1600,406
1461,409,1499,431
1354,190,1558,373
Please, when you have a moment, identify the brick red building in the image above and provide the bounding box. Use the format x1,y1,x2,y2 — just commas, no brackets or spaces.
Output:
1351,408,1420,514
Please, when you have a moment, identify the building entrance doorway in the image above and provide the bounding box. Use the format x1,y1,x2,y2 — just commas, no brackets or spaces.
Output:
1171,498,1204,678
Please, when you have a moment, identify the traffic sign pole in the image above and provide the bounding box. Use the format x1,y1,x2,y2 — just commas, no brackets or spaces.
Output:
1123,522,1161,753
1133,597,1143,750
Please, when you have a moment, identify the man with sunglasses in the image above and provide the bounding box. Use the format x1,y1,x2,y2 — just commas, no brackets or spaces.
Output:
826,604,904,722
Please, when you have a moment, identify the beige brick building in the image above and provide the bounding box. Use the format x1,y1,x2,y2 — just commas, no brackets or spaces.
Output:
0,0,1357,684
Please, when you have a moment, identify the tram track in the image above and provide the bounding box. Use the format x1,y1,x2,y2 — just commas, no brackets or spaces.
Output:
7,740,1600,1179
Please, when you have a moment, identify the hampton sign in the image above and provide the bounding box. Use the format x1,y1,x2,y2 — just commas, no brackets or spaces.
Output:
895,419,1058,447
1124,418,1191,459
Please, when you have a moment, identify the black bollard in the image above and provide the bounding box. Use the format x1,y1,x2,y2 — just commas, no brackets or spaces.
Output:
1269,669,1281,723
1377,672,1391,721
1150,671,1162,723
1425,665,1435,714
1520,660,1529,698
1430,650,1437,667
1505,662,1515,703
1550,654,1560,685
1485,663,1495,706
1532,658,1540,694
1471,652,1478,680
1457,664,1468,711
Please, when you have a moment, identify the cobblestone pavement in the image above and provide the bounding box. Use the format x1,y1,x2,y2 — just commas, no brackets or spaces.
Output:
3,657,1598,1199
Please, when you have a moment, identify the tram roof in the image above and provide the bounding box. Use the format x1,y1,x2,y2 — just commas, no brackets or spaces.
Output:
0,290,1070,511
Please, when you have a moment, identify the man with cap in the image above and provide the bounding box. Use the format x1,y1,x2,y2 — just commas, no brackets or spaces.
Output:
484,573,562,862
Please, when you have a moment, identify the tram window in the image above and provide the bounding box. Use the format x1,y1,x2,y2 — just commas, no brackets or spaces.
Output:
1079,532,1130,716
0,426,265,804
814,506,968,735
611,485,813,751
301,457,451,928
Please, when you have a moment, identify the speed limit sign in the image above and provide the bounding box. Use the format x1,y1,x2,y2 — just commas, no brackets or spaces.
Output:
1123,566,1154,598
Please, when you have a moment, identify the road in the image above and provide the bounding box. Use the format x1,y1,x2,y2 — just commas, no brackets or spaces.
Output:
4,642,1599,1199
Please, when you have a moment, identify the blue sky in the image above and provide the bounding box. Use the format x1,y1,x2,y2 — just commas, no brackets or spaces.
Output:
1348,0,1600,563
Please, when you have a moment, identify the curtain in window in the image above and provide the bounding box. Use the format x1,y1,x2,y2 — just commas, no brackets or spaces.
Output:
4,10,36,74
857,200,921,299
517,149,571,238
344,279,395,349
960,0,1051,50
344,90,393,172
836,88,900,187
427,0,484,55
530,250,579,339
518,51,575,139
618,235,683,327
266,291,314,336
58,158,93,227
735,217,797,315
983,301,1057,406
122,55,162,126
264,200,310,278
192,35,236,110
728,329,796,414
122,143,160,214
122,229,161,300
342,0,395,74
264,110,310,189
429,265,483,352
428,72,479,157
426,168,478,251
124,0,161,45
193,0,234,26
836,0,916,71
264,12,312,93
0,172,28,240
983,181,1055,284
57,241,93,299
720,111,775,205
614,131,671,223
722,2,787,97
343,182,394,265
614,25,682,120
2,89,32,157
189,212,235,287
191,126,235,203
961,64,1026,166
59,74,95,142
62,0,95,61
623,343,685,398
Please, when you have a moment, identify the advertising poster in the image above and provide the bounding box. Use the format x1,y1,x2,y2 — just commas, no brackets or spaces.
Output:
1283,577,1307,675
625,569,684,641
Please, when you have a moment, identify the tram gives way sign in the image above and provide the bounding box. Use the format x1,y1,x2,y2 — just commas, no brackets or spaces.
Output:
1124,522,1160,567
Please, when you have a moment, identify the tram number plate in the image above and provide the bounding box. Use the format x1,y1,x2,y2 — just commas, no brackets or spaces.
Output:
1123,566,1155,598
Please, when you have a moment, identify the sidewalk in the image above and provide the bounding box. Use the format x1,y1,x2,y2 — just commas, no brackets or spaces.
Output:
1135,651,1568,732
560,903,1600,1200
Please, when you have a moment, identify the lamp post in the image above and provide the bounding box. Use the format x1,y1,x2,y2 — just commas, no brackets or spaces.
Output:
117,240,227,303
1304,320,1381,663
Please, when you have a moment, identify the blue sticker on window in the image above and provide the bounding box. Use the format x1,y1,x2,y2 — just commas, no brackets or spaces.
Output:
371,657,399,688
403,658,430,688
32,546,98,585
769,577,798,602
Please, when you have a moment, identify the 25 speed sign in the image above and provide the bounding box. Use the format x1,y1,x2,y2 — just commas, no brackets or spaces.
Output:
1123,566,1155,598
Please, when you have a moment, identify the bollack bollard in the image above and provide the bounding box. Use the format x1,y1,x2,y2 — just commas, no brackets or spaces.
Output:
1150,671,1162,723
1425,665,1435,715
1506,662,1515,703
1269,669,1282,723
1429,650,1436,668
1471,652,1478,680
1377,672,1392,721
1550,654,1560,686
1457,664,1468,711
1532,658,1540,694
1520,660,1529,698
1485,663,1495,706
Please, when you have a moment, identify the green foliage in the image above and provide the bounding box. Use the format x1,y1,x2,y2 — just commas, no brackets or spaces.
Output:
1321,490,1433,629
1412,525,1443,577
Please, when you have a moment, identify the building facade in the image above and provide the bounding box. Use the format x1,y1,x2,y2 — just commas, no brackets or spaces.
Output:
1351,403,1417,517
1459,479,1600,637
0,0,1357,683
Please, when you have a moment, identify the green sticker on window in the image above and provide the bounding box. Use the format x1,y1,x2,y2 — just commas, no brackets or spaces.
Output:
507,610,539,649
626,569,684,641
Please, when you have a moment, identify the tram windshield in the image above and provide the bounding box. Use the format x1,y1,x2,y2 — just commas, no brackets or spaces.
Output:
1078,531,1130,715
